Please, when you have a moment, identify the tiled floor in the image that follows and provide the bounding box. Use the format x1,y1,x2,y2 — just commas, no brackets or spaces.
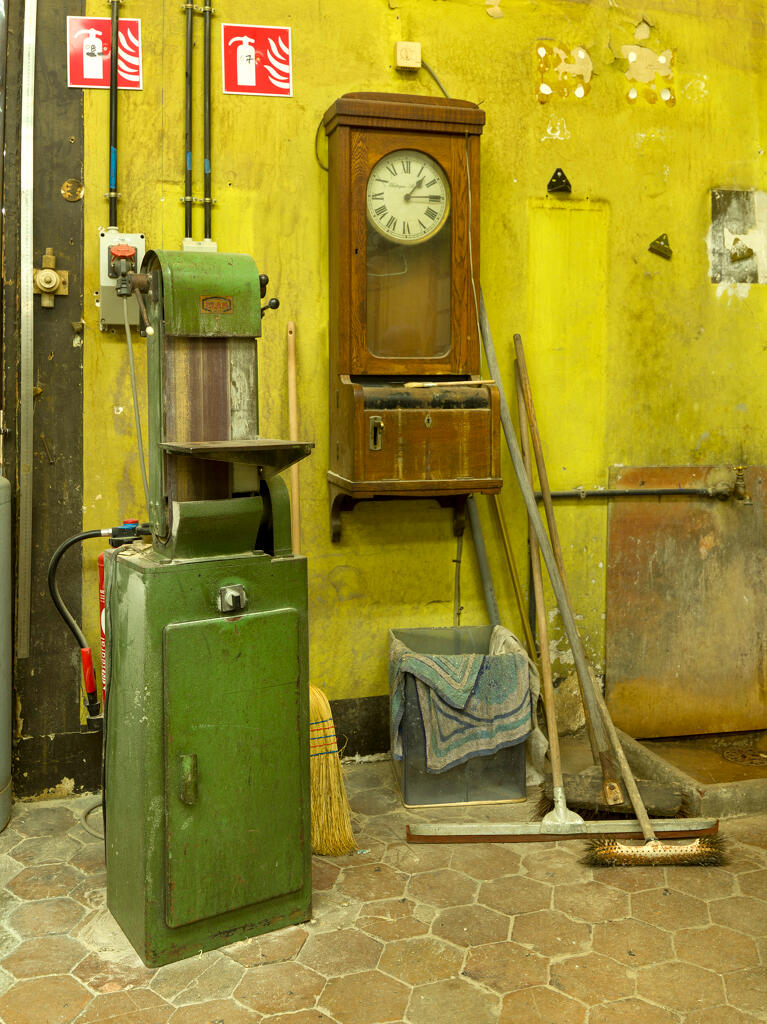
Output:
0,759,765,1023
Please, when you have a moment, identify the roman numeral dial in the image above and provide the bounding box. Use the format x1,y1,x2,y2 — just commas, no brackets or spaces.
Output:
366,149,451,244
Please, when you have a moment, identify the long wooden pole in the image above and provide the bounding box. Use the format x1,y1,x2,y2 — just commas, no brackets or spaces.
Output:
287,321,301,554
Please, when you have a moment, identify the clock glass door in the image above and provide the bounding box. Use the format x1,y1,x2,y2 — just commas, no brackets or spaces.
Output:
365,149,452,361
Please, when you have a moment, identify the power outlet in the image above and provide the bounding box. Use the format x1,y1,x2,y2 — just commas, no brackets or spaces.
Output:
395,41,422,70
97,227,146,331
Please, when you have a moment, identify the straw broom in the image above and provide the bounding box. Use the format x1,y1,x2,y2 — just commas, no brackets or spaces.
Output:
287,321,356,857
309,685,357,855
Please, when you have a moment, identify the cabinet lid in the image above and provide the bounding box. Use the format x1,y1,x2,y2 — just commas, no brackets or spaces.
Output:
323,92,485,136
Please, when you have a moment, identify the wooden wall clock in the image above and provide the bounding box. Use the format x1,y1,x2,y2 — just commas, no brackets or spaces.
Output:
323,93,501,541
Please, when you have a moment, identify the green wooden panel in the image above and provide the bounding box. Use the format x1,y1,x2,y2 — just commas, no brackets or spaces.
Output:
163,609,305,929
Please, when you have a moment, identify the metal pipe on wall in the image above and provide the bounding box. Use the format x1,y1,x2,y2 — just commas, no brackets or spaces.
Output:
203,3,212,240
184,2,193,239
108,0,119,227
467,495,500,627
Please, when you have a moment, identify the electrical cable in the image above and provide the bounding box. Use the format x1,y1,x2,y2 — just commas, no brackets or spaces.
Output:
453,533,463,627
123,298,152,521
48,530,107,650
82,796,104,840
314,116,328,171
421,60,450,99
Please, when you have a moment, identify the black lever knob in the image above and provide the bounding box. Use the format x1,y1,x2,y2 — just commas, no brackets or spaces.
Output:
259,273,269,299
261,297,279,315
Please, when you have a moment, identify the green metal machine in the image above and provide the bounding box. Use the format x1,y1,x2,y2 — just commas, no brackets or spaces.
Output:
103,251,313,967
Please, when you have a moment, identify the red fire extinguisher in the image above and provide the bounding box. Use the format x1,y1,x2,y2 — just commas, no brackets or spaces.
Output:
98,552,106,706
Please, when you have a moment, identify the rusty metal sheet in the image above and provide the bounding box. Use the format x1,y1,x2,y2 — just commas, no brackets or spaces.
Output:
606,466,767,737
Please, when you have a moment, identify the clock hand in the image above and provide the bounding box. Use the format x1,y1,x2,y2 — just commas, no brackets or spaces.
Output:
406,195,444,202
404,177,424,200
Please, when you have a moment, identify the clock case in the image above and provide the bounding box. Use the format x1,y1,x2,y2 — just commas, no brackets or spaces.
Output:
324,93,502,541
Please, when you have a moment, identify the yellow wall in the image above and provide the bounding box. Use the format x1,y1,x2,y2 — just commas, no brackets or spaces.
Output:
82,0,767,698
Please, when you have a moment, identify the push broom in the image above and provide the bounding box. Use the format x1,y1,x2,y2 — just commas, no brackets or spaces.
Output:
287,322,356,857
481,308,722,866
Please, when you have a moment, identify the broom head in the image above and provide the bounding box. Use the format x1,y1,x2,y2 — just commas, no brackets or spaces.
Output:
585,834,725,867
309,685,357,857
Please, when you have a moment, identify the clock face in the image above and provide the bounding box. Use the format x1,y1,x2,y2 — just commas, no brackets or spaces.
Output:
366,149,451,245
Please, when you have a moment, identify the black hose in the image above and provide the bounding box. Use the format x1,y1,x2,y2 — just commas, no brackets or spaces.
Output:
203,4,212,239
108,0,120,226
184,3,193,238
48,530,105,650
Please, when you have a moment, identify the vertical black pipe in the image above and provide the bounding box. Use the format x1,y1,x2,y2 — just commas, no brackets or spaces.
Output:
184,3,193,239
108,0,119,226
203,5,212,240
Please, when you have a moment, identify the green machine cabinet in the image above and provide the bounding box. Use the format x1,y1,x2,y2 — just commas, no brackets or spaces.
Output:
104,251,313,966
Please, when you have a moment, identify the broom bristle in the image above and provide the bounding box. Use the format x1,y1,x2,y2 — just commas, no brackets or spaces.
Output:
309,686,357,857
584,834,725,868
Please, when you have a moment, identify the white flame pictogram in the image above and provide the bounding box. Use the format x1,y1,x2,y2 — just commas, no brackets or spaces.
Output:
264,35,291,91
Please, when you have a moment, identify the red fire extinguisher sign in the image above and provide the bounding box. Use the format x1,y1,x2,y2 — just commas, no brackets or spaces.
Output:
67,16,143,90
221,24,292,97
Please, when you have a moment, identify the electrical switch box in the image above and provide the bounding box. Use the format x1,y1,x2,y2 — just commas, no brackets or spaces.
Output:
98,227,146,331
395,41,422,70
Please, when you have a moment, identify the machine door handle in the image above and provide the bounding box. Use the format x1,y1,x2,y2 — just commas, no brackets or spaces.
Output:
179,753,198,805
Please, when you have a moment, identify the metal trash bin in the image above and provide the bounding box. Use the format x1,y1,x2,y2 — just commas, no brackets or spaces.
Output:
389,626,528,807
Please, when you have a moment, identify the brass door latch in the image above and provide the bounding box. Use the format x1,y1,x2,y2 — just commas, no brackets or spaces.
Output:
33,247,69,307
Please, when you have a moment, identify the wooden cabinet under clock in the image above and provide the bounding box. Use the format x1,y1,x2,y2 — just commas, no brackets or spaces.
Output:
323,92,502,541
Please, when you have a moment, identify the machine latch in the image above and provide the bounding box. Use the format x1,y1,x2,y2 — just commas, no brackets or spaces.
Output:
179,754,198,805
218,584,248,614
369,415,384,451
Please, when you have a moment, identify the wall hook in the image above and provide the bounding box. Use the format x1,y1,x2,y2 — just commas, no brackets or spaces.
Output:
547,168,571,194
649,233,672,259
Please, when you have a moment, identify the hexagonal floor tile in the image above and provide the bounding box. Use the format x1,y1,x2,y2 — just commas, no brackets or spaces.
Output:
674,924,759,973
511,909,590,957
462,940,547,993
636,961,725,1013
631,887,709,931
549,952,635,1004
591,917,674,966
298,929,382,976
709,894,767,936
407,976,500,1024
431,904,509,947
407,868,477,908
1,936,88,979
320,969,410,1024
553,879,630,923
0,975,92,1024
498,984,587,1024
335,864,407,901
378,935,462,986
234,962,324,1015
477,874,553,916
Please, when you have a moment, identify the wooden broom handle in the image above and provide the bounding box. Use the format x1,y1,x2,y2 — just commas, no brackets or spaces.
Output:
287,321,301,554
516,368,565,789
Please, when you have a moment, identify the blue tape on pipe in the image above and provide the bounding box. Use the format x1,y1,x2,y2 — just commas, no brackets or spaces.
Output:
186,151,192,171
109,147,117,188
204,159,211,174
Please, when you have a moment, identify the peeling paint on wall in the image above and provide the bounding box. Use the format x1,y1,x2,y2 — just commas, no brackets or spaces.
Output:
536,43,592,103
622,43,675,105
